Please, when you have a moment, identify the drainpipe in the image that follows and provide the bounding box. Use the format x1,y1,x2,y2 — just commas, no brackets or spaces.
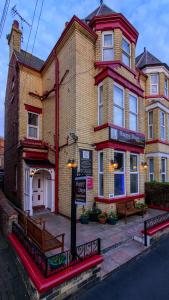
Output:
55,54,59,213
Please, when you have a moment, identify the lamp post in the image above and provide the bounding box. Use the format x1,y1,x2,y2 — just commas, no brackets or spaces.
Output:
67,159,77,260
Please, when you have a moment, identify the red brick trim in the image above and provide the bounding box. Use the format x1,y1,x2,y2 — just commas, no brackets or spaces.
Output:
24,104,42,114
95,61,137,77
148,205,169,212
8,234,103,294
24,151,48,160
95,194,145,204
94,123,145,138
146,139,169,146
95,140,144,153
95,67,144,97
145,95,169,102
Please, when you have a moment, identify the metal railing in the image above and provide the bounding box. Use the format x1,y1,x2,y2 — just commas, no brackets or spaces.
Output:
144,212,169,246
12,222,101,278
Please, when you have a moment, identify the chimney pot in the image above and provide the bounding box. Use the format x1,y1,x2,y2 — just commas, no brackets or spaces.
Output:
13,20,19,29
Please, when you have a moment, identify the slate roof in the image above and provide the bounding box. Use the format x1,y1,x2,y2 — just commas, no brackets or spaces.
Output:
85,3,116,22
136,48,162,69
14,49,44,71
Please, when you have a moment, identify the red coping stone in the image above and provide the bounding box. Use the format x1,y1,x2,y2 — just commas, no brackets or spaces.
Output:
141,221,169,236
8,233,103,294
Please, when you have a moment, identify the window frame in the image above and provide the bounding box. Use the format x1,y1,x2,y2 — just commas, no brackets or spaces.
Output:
98,83,103,126
129,93,138,132
130,153,139,195
149,158,154,182
160,110,166,140
114,151,126,197
161,158,167,182
98,151,104,197
148,110,153,139
102,31,114,62
27,111,39,140
122,36,131,68
113,83,125,127
164,78,168,97
150,73,159,95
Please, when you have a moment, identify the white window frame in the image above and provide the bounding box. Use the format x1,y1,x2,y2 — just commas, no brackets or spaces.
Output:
148,110,153,139
150,74,159,95
129,93,138,132
130,153,139,195
114,151,126,197
27,111,39,140
102,31,114,61
161,158,167,182
113,83,125,127
160,111,166,140
122,36,131,68
98,151,104,197
98,83,103,126
164,78,168,97
149,158,154,182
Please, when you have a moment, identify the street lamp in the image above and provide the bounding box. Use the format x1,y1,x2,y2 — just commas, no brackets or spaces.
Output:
67,159,78,260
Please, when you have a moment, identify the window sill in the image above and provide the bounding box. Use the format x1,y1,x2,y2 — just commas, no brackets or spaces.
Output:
95,194,144,204
95,61,137,77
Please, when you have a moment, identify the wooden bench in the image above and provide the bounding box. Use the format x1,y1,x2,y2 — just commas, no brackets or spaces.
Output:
117,200,145,224
27,217,65,253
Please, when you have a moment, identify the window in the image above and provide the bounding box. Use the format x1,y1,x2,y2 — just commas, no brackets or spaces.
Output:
114,151,125,196
130,154,139,194
129,94,138,131
27,112,39,139
98,84,103,125
160,111,165,140
161,158,166,182
113,84,124,127
150,74,159,95
148,111,153,139
149,158,154,182
98,152,104,197
102,32,114,61
122,37,131,67
165,78,168,97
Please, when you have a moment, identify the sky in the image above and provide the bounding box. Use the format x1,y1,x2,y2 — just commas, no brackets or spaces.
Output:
0,0,169,137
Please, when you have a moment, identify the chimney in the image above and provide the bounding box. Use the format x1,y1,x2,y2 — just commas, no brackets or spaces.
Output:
7,20,22,61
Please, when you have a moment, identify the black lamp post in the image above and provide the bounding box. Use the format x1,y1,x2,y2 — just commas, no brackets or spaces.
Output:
67,159,78,260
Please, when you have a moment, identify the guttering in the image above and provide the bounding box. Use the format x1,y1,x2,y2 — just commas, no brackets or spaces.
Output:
55,56,59,213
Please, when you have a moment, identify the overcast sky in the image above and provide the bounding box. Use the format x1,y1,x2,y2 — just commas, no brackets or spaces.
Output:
0,0,169,137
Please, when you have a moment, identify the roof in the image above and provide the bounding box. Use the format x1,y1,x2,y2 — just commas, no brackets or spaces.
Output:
136,48,162,69
84,3,116,22
14,49,44,71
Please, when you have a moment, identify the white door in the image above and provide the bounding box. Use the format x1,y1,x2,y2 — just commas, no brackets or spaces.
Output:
32,173,44,206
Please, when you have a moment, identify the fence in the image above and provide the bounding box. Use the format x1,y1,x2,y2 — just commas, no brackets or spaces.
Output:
145,183,169,208
12,222,101,277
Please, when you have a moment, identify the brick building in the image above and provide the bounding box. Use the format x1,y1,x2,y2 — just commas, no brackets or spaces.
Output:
0,137,4,170
4,2,150,217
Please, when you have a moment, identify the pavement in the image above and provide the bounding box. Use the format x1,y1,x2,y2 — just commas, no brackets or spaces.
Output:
0,234,29,300
78,234,169,300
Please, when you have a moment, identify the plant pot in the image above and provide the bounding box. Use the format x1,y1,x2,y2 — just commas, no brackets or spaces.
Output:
107,218,117,225
98,217,107,224
80,216,89,224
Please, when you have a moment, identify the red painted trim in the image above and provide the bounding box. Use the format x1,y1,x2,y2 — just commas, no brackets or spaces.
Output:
89,14,138,43
94,123,145,138
41,16,97,72
55,57,59,213
141,221,169,236
8,234,103,294
95,140,144,153
145,95,169,102
95,61,137,77
148,205,169,212
146,139,169,146
95,194,145,204
24,104,42,114
24,151,48,160
95,67,144,97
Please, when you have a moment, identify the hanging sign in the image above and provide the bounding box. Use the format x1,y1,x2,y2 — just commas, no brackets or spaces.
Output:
75,176,86,205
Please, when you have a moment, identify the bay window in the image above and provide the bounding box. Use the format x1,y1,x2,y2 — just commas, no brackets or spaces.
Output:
27,112,39,139
98,152,104,197
150,74,159,95
102,32,114,61
113,84,124,127
114,151,125,196
98,84,103,125
161,158,166,182
160,111,165,140
148,111,153,139
122,37,131,67
130,154,139,194
129,94,138,131
165,78,168,97
149,158,154,182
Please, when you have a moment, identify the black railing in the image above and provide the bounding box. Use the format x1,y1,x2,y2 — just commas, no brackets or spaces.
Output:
12,222,101,278
144,212,169,246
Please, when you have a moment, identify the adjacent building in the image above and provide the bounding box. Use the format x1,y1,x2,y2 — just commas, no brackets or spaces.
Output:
5,2,167,218
0,137,4,170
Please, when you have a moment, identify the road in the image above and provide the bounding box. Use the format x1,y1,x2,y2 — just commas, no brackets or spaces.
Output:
79,235,169,300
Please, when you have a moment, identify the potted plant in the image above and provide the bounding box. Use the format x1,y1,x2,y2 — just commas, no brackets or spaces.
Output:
80,207,89,224
107,211,118,225
98,212,107,224
88,202,101,222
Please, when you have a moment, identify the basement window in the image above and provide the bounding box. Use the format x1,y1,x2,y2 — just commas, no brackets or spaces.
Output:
27,112,39,139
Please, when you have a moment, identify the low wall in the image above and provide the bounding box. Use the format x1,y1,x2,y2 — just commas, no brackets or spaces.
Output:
0,190,18,235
